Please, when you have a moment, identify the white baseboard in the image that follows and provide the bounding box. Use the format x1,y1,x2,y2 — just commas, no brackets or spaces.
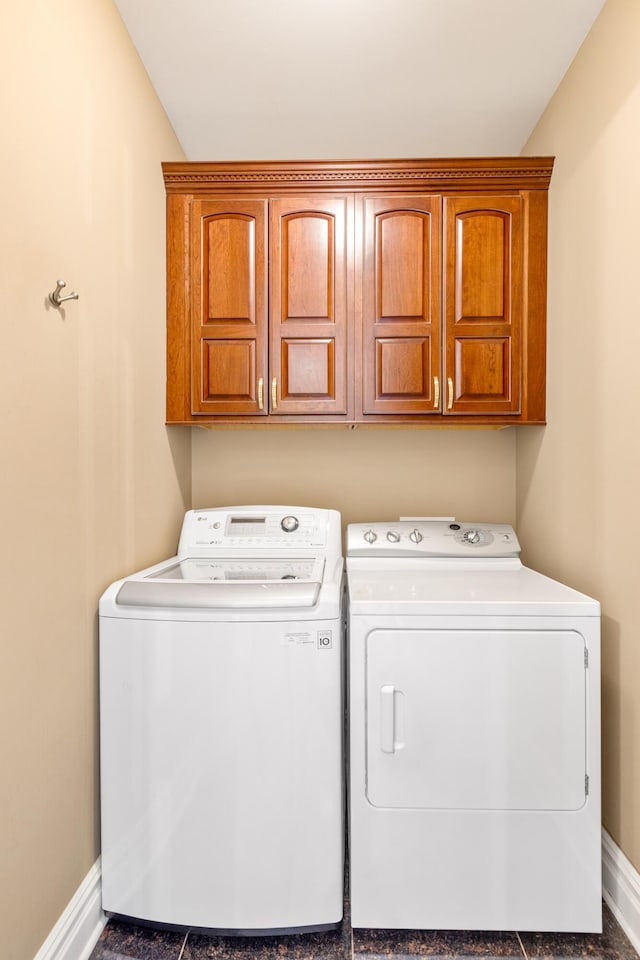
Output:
33,858,107,960
602,828,640,955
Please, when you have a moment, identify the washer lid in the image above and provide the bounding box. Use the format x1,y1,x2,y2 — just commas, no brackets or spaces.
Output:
116,557,325,609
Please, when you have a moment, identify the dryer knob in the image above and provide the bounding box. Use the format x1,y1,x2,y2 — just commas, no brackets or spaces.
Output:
387,530,401,543
281,515,299,533
364,529,377,543
409,528,423,543
462,528,481,544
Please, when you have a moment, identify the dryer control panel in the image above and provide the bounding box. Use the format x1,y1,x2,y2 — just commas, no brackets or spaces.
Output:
347,520,520,558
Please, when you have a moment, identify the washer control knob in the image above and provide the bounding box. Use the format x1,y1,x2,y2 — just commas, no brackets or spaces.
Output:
409,528,423,543
364,528,377,543
281,515,299,533
462,528,481,544
387,530,401,543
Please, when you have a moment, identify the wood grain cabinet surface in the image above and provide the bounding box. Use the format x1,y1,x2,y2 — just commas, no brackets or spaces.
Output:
163,157,553,426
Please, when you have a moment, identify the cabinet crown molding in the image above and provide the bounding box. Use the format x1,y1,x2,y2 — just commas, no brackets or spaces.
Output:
162,157,554,194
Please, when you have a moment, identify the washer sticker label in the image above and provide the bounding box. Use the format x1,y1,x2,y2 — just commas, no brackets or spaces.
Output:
283,631,314,646
281,630,333,649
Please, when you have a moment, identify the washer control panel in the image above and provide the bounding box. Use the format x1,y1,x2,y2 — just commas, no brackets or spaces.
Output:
179,506,330,555
347,520,520,558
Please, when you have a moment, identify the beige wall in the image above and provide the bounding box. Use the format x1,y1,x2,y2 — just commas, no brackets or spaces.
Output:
11,0,625,955
519,0,640,871
0,2,189,957
192,428,516,530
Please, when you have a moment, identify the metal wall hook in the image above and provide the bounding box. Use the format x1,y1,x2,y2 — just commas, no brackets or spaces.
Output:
49,279,79,307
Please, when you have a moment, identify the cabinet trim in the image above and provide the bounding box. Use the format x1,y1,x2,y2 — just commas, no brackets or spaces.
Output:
163,158,553,195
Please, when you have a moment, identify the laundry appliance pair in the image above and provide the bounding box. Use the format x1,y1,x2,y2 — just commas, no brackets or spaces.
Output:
99,508,601,935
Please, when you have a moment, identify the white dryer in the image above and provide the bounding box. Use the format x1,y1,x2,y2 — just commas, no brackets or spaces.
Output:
347,520,601,933
100,505,344,934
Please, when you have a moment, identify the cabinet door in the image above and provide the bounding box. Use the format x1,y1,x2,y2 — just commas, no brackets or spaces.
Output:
191,199,268,415
361,196,441,415
444,196,522,415
269,197,351,416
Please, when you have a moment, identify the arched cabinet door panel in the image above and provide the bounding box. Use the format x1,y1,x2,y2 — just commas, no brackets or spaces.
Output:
269,197,351,416
190,199,268,415
443,197,523,416
361,196,441,415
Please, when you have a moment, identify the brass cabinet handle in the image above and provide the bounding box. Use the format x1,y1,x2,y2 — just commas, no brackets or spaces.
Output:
447,377,454,411
257,377,264,411
433,376,440,409
271,377,278,410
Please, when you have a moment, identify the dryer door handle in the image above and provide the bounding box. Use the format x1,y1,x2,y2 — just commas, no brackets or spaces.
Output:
381,685,396,753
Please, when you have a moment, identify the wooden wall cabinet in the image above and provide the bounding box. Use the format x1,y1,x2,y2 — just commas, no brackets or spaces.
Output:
164,157,553,426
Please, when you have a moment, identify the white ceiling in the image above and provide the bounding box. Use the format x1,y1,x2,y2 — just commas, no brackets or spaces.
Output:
113,0,606,160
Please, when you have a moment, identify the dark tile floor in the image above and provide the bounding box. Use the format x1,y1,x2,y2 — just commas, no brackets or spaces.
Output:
90,903,638,960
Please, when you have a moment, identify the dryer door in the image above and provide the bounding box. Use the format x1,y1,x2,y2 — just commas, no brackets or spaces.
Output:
366,629,587,811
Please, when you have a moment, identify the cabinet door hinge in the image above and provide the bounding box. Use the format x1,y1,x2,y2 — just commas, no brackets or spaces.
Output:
584,648,589,669
585,774,590,796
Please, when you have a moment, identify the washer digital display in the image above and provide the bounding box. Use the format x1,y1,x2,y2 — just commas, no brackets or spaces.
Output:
226,516,267,536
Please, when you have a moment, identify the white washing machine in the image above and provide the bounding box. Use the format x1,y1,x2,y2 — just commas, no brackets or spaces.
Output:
100,505,344,934
347,519,601,933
